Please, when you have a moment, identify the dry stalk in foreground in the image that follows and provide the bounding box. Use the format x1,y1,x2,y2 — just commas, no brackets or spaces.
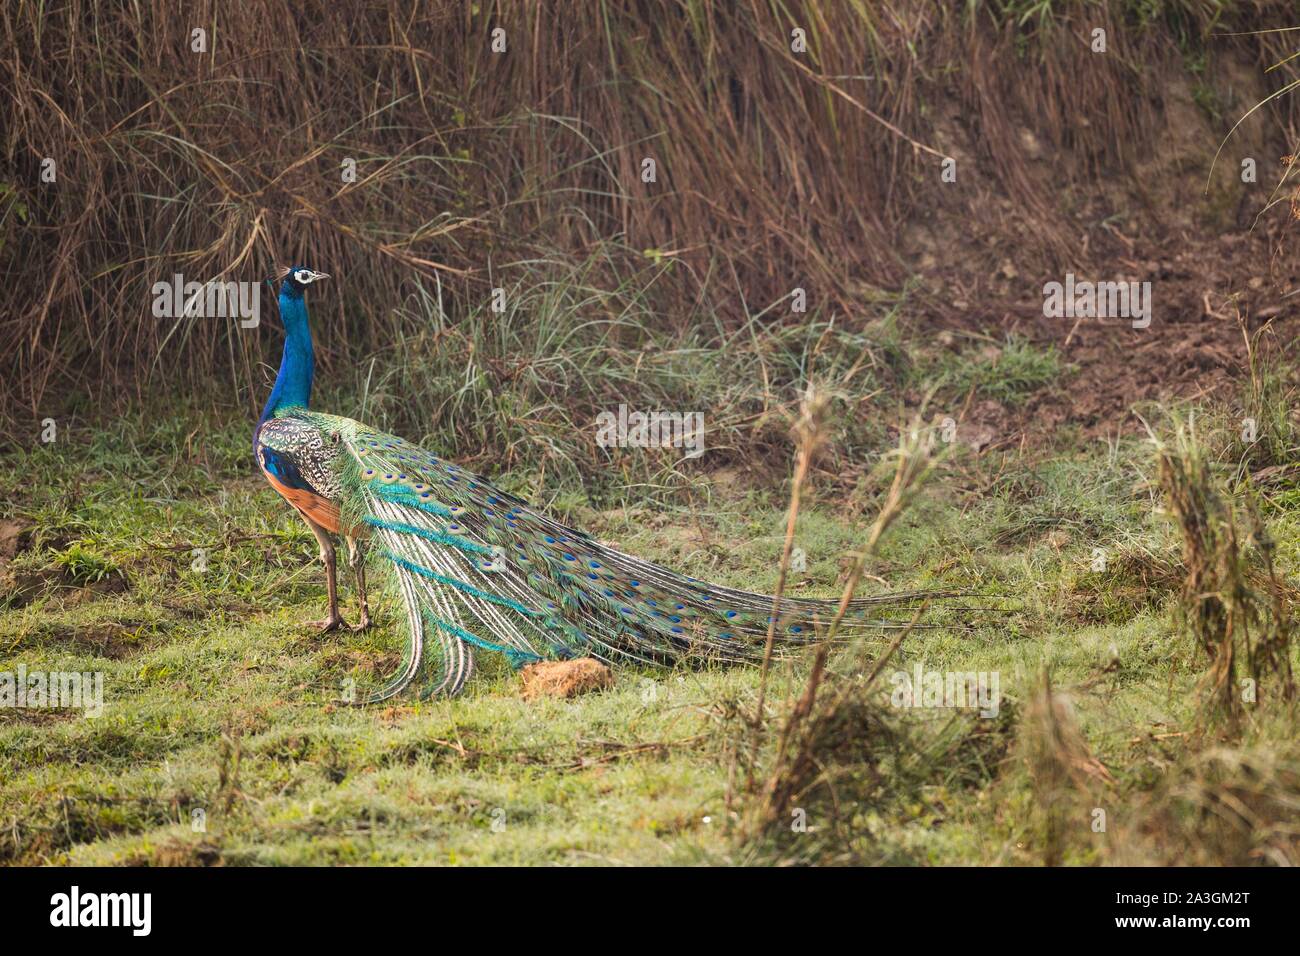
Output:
1151,414,1294,728
1021,670,1112,866
745,421,938,837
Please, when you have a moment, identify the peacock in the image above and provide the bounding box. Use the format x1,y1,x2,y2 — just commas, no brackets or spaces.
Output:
255,266,958,702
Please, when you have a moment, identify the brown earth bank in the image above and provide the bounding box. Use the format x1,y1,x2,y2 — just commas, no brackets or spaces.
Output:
896,56,1300,449
912,215,1300,448
5,2,1300,442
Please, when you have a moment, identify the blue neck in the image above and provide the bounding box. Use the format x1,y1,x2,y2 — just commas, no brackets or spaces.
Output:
258,287,314,426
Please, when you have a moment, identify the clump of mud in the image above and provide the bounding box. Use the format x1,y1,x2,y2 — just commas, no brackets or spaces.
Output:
519,658,614,700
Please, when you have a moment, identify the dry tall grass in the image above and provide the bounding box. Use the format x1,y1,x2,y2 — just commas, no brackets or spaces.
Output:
1153,414,1295,725
4,1,1298,436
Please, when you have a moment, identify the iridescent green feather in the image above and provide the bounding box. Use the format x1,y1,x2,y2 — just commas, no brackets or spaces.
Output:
266,413,965,701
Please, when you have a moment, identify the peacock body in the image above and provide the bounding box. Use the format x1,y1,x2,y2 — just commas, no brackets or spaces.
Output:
256,267,951,702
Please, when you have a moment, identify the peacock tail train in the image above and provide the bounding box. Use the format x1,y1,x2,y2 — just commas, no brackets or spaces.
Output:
261,408,965,703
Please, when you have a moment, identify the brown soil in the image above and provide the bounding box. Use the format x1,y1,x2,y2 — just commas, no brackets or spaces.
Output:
922,223,1299,449
122,838,224,867
905,65,1300,450
0,519,27,561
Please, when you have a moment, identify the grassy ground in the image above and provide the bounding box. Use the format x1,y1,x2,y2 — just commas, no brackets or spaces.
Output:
4,0,1299,868
3,362,1297,865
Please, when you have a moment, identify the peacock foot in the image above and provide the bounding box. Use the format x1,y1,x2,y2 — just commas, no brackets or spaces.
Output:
349,611,371,633
305,613,347,634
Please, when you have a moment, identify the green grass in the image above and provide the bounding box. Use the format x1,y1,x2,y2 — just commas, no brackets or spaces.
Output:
923,334,1068,407
4,388,1298,866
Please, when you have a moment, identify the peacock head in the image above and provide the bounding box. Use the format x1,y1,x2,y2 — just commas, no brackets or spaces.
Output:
276,265,330,299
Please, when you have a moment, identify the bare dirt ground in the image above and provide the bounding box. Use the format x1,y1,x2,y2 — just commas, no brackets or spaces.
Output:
904,64,1300,450
929,221,1298,447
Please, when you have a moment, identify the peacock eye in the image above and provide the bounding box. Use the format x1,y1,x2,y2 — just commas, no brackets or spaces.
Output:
295,269,310,283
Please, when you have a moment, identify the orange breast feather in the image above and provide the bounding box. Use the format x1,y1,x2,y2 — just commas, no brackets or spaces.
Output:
262,468,343,534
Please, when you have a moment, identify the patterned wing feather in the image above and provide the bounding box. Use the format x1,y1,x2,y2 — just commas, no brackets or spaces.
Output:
327,421,963,699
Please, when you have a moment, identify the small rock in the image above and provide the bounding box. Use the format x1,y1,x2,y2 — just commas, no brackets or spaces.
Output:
1018,128,1043,160
964,424,997,452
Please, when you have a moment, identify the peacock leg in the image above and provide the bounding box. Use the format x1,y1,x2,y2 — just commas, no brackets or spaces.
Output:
303,517,346,633
345,535,371,632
